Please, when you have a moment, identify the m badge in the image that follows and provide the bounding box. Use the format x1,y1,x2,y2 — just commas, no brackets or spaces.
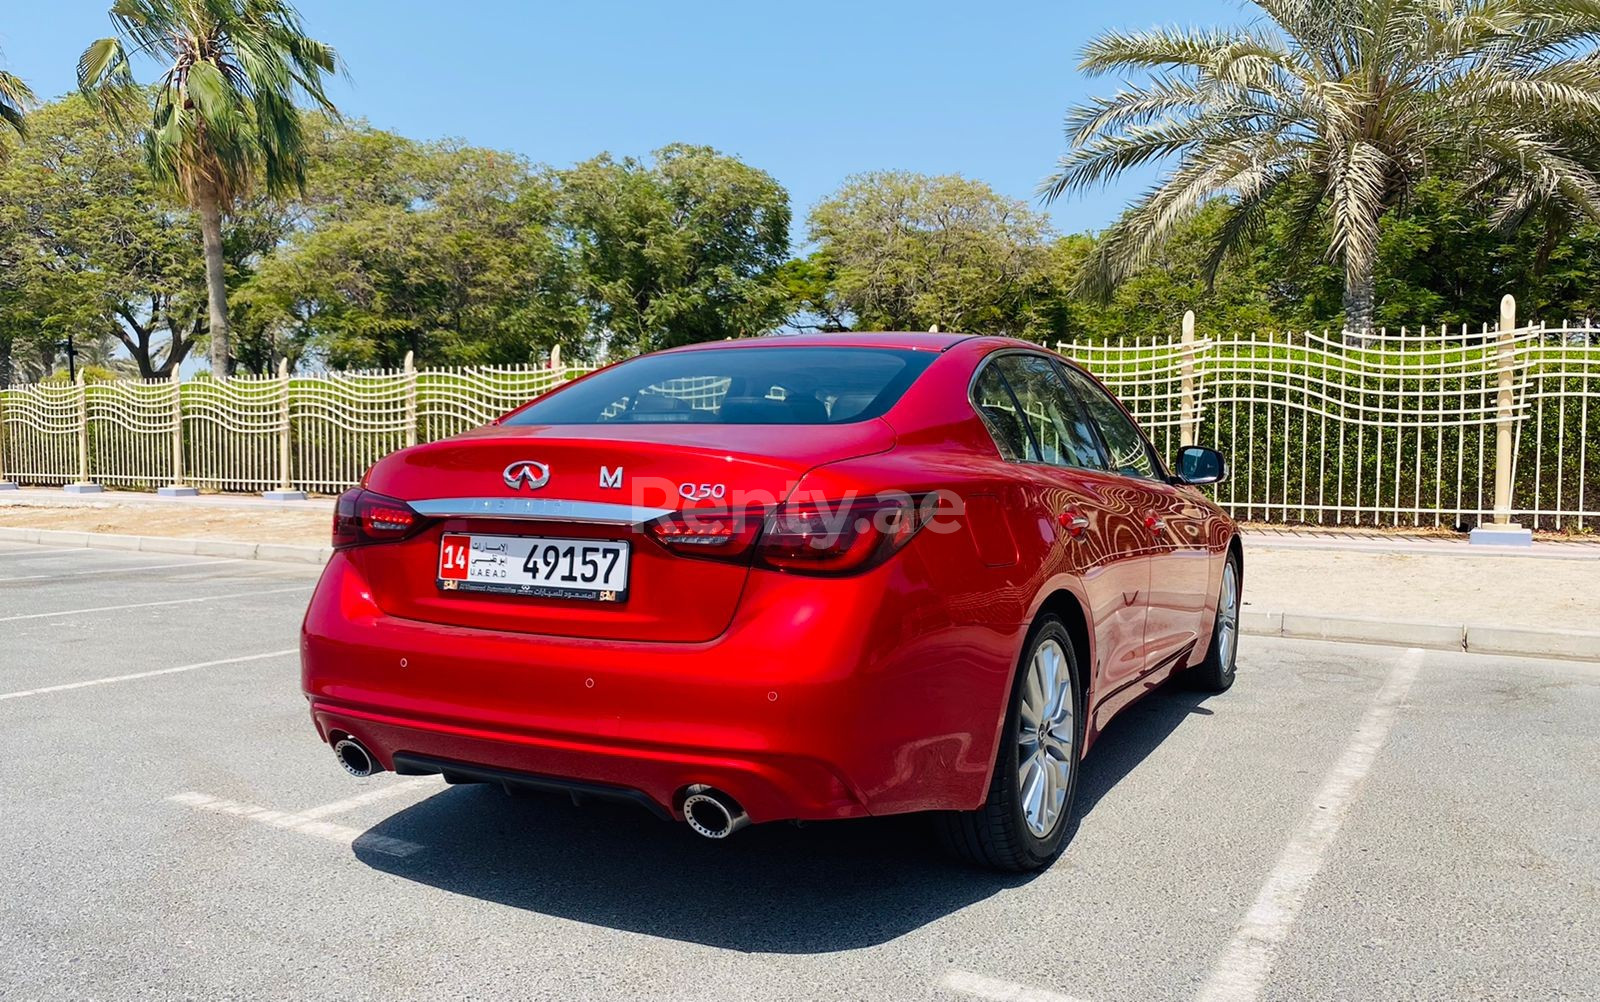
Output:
599,466,624,490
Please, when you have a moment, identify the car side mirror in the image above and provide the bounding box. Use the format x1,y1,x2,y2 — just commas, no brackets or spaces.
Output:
1175,446,1226,486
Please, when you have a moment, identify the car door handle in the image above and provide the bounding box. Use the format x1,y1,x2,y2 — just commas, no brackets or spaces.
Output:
1057,509,1090,539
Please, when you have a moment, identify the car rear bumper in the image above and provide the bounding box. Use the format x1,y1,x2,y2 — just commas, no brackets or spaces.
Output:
308,698,863,823
301,553,1020,823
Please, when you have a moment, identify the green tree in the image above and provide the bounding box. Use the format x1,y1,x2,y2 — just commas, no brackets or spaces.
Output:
556,144,791,353
243,136,583,369
776,252,850,332
1045,0,1600,333
0,96,202,382
807,171,1050,334
77,0,340,375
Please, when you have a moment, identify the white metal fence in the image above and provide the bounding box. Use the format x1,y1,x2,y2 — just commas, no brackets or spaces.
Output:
1057,302,1599,531
2,302,1596,531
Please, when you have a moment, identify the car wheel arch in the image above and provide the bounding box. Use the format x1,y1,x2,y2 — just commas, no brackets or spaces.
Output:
973,586,1096,806
1032,588,1094,732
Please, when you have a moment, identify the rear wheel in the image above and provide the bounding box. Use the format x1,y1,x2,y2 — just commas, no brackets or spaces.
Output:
938,616,1081,872
1186,553,1240,692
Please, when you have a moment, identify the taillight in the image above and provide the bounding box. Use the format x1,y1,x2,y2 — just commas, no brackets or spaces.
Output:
644,495,930,575
755,496,927,574
645,507,765,559
332,488,426,549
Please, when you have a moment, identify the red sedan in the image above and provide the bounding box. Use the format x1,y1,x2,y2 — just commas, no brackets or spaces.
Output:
301,333,1240,871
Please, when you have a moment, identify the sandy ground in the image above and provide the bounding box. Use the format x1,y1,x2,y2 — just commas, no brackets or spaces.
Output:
0,496,329,544
1243,546,1600,632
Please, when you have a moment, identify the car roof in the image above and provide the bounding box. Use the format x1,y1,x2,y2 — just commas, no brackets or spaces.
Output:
663,331,986,353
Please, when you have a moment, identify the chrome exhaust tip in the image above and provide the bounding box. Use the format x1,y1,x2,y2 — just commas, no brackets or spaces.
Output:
681,785,750,839
333,738,377,778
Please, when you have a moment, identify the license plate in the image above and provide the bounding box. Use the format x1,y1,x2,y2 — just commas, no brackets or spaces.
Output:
437,533,630,602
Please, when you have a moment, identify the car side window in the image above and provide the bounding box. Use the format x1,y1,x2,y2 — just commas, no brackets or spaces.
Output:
991,355,1106,470
971,362,1031,461
1060,364,1161,480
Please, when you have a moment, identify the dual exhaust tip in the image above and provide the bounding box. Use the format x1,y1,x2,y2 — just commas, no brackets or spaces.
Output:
330,742,749,841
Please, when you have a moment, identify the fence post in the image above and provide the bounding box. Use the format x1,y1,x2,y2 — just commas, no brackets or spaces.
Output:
157,368,198,497
0,384,15,490
1470,294,1532,545
262,358,308,501
1180,309,1197,448
550,344,564,385
65,370,102,494
403,351,418,448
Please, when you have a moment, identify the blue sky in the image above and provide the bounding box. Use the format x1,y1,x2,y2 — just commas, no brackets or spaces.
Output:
2,0,1245,239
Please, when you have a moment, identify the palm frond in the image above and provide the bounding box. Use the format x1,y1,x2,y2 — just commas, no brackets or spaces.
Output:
0,68,35,140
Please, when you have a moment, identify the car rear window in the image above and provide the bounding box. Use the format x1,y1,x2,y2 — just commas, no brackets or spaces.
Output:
505,346,937,425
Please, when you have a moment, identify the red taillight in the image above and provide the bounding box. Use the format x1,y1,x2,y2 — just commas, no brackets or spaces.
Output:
332,488,426,549
644,495,930,575
756,496,926,574
645,507,765,559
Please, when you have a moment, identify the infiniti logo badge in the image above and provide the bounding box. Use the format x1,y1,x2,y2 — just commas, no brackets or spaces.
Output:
502,460,551,490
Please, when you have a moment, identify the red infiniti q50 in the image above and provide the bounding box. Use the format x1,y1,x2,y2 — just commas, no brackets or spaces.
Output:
301,333,1241,871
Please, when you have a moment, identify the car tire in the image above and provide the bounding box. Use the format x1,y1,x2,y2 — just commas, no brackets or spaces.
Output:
1186,551,1241,693
937,615,1082,872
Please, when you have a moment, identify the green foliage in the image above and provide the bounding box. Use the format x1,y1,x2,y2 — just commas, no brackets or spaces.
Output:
242,129,585,369
556,144,792,353
807,171,1049,335
38,364,122,384
0,62,33,145
0,96,202,383
1047,0,1600,331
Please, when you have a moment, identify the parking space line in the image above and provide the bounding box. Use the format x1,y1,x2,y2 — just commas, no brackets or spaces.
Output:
0,586,310,623
1,558,245,582
942,969,1094,1002
0,648,296,701
168,791,424,857
295,777,440,820
1194,647,1425,1002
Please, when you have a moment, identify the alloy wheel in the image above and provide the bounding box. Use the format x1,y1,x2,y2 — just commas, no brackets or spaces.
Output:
1016,638,1075,838
1218,561,1239,671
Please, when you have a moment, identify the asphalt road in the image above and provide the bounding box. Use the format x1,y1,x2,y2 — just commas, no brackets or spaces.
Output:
1,540,1595,1001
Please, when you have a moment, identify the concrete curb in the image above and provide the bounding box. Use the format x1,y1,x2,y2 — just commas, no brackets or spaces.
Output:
1242,609,1600,662
0,526,331,565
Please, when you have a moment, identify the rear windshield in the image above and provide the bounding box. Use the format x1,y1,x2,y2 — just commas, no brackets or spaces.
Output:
505,346,937,425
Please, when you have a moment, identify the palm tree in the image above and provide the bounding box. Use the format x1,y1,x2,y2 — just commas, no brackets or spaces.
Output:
1044,0,1600,335
0,51,35,148
77,0,339,375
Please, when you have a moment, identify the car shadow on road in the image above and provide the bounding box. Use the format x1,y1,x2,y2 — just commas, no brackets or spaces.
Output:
1073,681,1217,822
353,681,1218,953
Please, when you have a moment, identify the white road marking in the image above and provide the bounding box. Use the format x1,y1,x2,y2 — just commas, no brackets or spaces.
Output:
1,558,244,582
297,777,439,820
0,648,296,701
942,969,1094,1002
0,585,308,622
168,791,424,857
1194,647,1425,1002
